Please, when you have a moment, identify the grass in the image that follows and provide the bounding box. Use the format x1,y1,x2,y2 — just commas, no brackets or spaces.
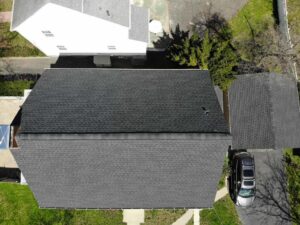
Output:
218,157,229,190
0,23,44,57
0,80,36,96
0,183,124,225
230,0,275,42
0,0,12,12
287,0,300,75
287,0,300,35
201,195,241,225
144,209,186,225
229,0,280,72
284,148,300,225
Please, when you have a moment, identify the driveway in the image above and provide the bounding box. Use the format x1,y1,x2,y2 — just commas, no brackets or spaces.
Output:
235,149,291,225
133,0,248,37
168,0,248,31
0,57,58,75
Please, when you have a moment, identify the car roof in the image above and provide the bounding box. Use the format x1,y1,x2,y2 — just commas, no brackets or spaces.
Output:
234,153,254,166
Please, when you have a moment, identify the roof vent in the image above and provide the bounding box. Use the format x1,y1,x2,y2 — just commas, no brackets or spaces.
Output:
106,10,110,16
42,30,54,37
202,107,210,115
57,45,67,51
107,45,116,50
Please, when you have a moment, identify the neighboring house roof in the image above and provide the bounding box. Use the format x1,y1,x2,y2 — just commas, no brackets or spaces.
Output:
20,69,229,134
11,0,149,43
12,0,129,29
229,73,300,149
12,69,231,209
129,5,149,42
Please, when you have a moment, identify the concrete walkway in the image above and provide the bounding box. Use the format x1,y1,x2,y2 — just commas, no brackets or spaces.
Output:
0,57,58,74
0,11,11,23
172,209,194,225
123,209,145,225
122,180,228,225
214,178,228,202
193,209,201,225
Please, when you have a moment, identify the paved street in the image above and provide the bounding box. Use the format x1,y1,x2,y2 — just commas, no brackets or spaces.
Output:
236,150,291,225
0,57,58,74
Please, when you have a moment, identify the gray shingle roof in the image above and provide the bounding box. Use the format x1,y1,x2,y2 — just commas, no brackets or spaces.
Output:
229,73,300,149
129,5,149,43
21,69,229,134
13,68,231,209
12,0,131,29
12,136,231,209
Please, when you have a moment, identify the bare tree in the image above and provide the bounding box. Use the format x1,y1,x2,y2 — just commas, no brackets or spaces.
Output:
233,16,300,77
253,153,300,224
0,23,17,74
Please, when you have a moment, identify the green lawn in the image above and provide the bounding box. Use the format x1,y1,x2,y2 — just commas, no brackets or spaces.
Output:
288,0,300,35
230,0,275,42
285,149,300,225
0,0,12,12
229,0,279,71
144,209,186,225
0,80,36,96
0,23,44,57
200,195,241,225
0,183,124,225
218,157,229,190
287,0,300,75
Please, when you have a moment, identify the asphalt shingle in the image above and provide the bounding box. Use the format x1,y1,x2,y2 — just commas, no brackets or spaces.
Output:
21,69,229,134
229,73,300,149
13,137,231,209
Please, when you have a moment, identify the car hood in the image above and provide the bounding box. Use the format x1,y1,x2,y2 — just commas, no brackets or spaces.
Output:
236,196,255,207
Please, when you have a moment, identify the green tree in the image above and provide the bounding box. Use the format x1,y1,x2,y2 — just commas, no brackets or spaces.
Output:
166,25,238,92
164,17,239,123
168,31,212,70
208,39,238,91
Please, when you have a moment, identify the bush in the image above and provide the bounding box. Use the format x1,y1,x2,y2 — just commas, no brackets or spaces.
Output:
0,80,36,96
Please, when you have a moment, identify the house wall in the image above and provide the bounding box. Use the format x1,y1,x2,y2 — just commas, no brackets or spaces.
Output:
14,3,147,57
12,138,231,209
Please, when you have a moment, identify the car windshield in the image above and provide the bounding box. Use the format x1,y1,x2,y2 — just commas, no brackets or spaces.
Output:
239,188,255,198
243,169,254,177
244,180,254,186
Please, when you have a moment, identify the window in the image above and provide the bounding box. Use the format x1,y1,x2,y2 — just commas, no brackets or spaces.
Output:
243,169,254,177
42,30,54,37
0,125,10,150
57,45,67,51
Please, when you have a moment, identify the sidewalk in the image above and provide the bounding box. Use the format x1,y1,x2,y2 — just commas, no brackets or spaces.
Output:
122,183,228,225
214,178,228,202
0,57,58,74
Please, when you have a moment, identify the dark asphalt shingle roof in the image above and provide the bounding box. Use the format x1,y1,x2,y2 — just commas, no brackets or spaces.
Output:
13,136,231,209
229,73,300,149
14,69,232,209
12,0,131,29
21,69,229,134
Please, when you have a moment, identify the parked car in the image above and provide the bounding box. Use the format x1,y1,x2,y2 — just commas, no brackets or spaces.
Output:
230,152,256,207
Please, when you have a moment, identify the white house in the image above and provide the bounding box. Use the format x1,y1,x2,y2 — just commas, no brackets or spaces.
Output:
11,0,149,57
